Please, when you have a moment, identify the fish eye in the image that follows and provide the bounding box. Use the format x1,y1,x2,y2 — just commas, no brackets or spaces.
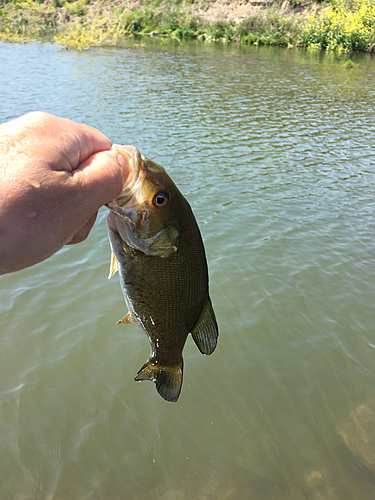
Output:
153,192,169,207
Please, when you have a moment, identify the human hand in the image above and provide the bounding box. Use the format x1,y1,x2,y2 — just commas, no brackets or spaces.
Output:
0,112,130,274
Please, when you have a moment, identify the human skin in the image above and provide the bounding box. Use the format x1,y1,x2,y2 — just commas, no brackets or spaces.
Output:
0,112,130,275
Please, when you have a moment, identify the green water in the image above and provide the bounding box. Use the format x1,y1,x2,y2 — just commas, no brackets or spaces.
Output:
1,40,375,499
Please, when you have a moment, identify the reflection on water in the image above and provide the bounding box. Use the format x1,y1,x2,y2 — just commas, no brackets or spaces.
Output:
0,40,375,499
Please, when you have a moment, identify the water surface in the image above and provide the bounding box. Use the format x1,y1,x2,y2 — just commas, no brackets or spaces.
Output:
1,39,375,499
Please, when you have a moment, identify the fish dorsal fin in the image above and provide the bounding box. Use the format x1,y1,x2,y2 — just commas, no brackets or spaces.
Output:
108,246,118,279
191,298,219,355
134,360,183,402
116,312,137,326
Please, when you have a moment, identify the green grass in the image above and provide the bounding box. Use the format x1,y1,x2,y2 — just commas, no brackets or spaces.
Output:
1,0,373,52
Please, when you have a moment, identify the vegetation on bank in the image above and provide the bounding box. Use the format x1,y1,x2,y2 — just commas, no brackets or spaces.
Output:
0,0,374,51
299,0,375,51
53,4,303,50
0,0,307,48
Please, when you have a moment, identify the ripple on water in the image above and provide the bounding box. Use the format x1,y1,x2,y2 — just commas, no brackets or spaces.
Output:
1,42,375,499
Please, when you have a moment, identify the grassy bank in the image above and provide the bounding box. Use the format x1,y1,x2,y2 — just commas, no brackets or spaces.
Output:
0,0,374,51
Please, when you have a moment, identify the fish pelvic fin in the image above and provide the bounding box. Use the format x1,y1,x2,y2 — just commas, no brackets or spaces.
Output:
108,245,118,279
134,360,183,402
191,298,219,355
116,312,137,326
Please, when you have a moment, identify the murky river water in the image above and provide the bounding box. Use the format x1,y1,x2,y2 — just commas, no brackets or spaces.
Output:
1,39,375,499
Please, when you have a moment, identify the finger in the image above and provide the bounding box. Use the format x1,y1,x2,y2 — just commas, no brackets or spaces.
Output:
13,112,113,170
66,212,98,245
75,122,113,166
73,149,131,208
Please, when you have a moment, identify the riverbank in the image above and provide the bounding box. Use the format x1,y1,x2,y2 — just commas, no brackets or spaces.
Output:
0,0,323,46
0,0,374,51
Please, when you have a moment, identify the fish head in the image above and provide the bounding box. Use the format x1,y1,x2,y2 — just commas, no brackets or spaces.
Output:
107,145,181,258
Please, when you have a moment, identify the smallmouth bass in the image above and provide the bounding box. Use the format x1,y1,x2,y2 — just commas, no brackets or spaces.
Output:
107,145,219,402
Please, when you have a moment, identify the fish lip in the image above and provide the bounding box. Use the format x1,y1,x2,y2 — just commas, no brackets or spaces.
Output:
107,145,144,209
105,204,145,234
105,203,133,223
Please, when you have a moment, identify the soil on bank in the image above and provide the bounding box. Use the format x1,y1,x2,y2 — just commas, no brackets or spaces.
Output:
195,0,323,23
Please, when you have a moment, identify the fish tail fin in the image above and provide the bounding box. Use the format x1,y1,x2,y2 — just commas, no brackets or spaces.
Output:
134,360,183,402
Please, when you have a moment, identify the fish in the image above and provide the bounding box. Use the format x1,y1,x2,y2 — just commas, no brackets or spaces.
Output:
106,145,219,402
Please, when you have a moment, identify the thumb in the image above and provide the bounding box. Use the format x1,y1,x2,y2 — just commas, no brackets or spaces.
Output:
74,149,131,207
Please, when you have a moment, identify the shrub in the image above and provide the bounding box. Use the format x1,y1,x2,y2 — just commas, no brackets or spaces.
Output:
298,0,375,51
238,8,296,46
120,8,160,33
206,20,236,40
54,17,126,49
162,11,180,33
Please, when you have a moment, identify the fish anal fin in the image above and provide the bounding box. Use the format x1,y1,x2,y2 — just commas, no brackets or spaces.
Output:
116,312,136,325
134,360,183,402
108,246,118,279
191,298,219,355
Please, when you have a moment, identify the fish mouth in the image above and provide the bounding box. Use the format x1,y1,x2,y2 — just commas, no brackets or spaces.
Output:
107,207,178,257
106,203,132,220
106,145,144,209
106,205,166,241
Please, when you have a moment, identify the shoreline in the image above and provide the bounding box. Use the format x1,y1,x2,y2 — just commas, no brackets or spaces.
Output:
0,0,325,49
1,0,374,52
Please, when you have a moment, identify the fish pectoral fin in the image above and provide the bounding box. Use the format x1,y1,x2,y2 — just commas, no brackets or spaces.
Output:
134,360,183,402
191,298,219,355
116,312,137,325
108,246,118,279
